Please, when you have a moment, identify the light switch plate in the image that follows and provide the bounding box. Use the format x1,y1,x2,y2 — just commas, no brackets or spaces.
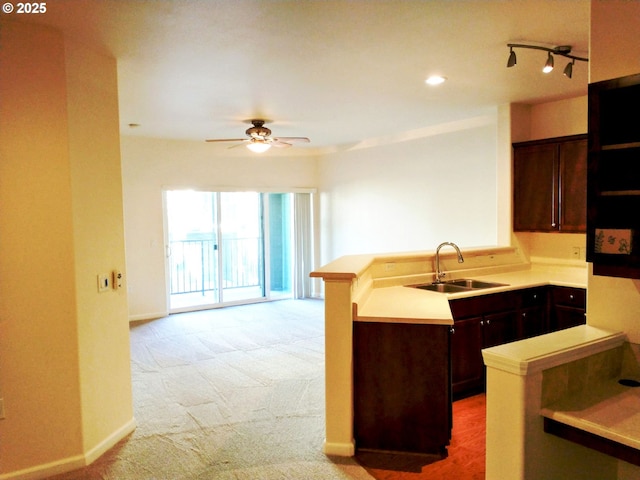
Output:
97,274,110,292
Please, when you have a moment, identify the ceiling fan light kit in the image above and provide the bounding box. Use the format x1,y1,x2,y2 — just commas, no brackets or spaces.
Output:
246,139,271,153
506,43,588,77
205,119,310,153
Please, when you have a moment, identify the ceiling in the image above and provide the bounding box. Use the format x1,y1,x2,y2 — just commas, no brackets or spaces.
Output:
24,0,590,150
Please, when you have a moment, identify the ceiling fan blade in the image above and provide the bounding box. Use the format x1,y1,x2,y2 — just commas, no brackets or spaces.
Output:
271,140,293,148
228,141,250,149
205,138,246,143
274,136,310,143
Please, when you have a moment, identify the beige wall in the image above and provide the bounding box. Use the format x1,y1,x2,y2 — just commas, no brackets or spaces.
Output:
65,39,134,455
0,20,133,477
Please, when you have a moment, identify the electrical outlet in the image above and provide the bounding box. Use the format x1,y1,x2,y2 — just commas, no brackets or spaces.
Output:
0,398,5,420
384,262,396,272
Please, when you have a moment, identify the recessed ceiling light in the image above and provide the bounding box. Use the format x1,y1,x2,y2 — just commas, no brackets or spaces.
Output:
425,75,447,85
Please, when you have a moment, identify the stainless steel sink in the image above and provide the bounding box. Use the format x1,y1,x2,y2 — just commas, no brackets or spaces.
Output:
445,279,507,289
414,283,470,293
409,278,507,293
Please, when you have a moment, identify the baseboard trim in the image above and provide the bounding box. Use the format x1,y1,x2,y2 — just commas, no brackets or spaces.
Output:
84,417,137,465
129,311,168,322
0,417,136,480
323,439,355,457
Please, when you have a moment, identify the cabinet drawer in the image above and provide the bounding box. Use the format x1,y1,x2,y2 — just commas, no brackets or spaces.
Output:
520,287,547,307
552,287,586,308
449,291,519,319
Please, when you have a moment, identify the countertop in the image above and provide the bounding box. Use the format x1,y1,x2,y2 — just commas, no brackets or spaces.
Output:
355,264,588,325
541,378,640,451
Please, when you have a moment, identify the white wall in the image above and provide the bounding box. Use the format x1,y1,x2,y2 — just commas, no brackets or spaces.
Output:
317,115,500,262
120,136,318,320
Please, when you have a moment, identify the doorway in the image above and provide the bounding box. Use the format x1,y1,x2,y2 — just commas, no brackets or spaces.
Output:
165,190,312,312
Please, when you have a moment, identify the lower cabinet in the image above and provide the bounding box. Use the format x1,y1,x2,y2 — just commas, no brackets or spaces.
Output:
550,286,587,331
449,286,583,398
353,321,451,454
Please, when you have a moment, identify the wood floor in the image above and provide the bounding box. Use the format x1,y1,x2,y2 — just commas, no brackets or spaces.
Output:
356,394,486,480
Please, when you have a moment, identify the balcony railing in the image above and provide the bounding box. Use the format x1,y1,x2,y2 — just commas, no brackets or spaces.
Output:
169,237,262,295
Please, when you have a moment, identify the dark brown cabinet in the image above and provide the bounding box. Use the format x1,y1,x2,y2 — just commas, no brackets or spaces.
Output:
353,321,451,454
549,286,586,331
513,135,587,233
517,287,548,339
587,72,640,279
449,316,484,397
449,290,521,396
449,286,583,398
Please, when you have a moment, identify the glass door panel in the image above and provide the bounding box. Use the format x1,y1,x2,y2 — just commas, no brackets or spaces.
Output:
166,190,220,310
219,192,265,303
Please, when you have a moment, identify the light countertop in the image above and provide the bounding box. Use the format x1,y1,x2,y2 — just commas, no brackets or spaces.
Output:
355,264,588,325
482,325,626,375
541,378,640,451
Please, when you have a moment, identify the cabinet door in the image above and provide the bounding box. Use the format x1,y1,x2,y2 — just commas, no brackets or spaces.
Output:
550,287,586,331
513,143,558,231
353,322,451,454
517,287,548,339
553,306,586,330
482,310,518,348
450,316,484,397
517,306,547,340
559,139,588,232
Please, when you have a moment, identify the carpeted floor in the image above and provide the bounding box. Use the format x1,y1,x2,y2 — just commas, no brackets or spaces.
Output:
49,299,486,480
50,299,374,480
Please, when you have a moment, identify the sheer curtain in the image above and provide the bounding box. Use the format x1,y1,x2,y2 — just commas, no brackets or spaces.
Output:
293,193,313,299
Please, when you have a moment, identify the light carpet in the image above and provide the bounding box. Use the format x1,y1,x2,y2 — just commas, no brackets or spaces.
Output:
50,299,373,480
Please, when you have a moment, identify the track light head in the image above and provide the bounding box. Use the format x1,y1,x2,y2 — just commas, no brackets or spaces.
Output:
543,52,554,73
563,59,575,78
507,48,517,68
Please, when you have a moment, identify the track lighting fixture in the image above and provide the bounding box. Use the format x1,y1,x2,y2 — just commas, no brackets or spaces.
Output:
506,43,588,78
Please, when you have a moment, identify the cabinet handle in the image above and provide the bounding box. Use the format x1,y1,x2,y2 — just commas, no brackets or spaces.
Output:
450,327,455,334
522,312,527,317
569,294,574,300
485,319,491,325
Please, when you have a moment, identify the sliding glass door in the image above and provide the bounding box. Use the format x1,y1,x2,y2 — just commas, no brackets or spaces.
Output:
166,190,264,310
165,190,310,312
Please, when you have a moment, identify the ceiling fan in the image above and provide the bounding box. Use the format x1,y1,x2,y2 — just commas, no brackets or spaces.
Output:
205,119,310,153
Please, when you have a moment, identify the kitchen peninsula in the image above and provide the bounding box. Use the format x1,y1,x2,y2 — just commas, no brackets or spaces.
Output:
311,246,587,457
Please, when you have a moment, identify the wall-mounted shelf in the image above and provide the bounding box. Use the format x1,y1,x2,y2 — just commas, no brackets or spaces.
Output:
601,191,640,196
587,72,640,279
602,142,640,150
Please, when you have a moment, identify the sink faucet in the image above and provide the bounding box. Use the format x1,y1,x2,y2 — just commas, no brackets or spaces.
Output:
434,242,464,283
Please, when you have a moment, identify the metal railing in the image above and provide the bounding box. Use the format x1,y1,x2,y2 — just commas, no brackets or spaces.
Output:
169,237,262,295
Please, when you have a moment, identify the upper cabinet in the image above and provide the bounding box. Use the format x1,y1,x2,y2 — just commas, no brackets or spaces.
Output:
587,72,640,279
513,135,588,233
